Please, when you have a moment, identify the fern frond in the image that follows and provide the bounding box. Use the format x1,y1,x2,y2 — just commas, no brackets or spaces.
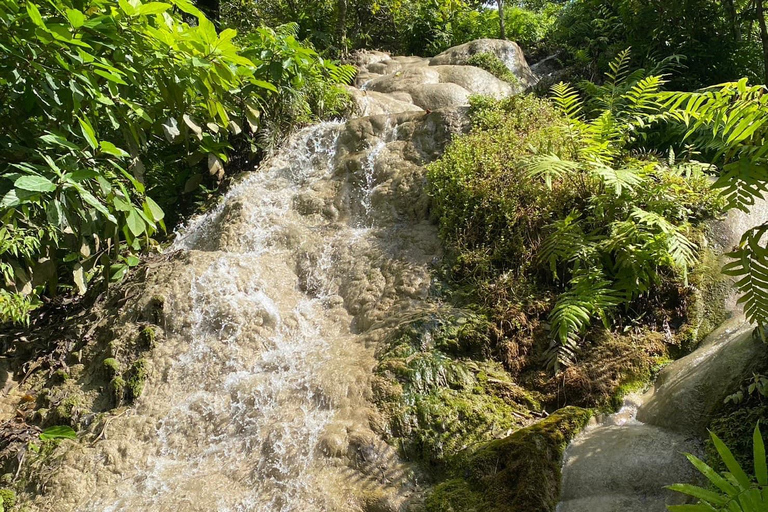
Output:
543,336,579,373
723,225,768,332
327,63,357,84
712,158,768,213
537,212,592,279
623,75,666,115
606,47,632,87
525,154,581,189
549,269,621,347
551,82,584,120
590,162,644,196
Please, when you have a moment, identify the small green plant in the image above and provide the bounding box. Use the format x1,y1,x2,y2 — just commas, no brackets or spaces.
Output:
466,52,520,86
667,423,768,511
38,425,77,441
725,374,768,405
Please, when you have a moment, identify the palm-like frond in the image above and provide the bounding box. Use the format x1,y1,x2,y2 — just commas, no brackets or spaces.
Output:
590,162,644,196
551,82,584,120
548,269,621,347
723,225,768,335
525,154,581,189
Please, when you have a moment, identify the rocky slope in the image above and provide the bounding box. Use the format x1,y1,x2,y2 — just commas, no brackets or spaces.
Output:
0,40,537,511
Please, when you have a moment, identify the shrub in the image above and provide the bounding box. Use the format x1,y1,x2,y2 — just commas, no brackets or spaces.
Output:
428,53,724,371
0,0,353,325
668,423,768,511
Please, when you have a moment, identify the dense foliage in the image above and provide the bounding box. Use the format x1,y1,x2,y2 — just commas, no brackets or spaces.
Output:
429,53,725,369
551,0,768,88
220,0,559,57
0,0,353,324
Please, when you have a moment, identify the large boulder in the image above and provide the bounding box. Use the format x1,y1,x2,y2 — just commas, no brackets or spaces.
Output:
430,38,537,88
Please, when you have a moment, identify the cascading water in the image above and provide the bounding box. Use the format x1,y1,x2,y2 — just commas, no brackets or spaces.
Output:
20,43,537,512
28,100,465,511
77,122,381,511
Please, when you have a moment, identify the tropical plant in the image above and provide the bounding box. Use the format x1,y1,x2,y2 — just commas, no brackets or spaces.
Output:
525,53,722,369
656,81,768,338
667,422,768,511
0,0,352,325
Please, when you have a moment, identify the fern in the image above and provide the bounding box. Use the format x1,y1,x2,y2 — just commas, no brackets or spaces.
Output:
547,269,621,370
525,154,581,189
723,225,768,335
537,212,593,279
551,82,584,120
589,162,644,196
660,81,768,331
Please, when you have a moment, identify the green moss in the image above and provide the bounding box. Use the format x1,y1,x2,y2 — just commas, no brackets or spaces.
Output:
126,359,148,400
139,326,156,349
426,479,485,512
52,394,83,425
374,314,540,467
0,488,16,509
676,247,731,353
109,377,126,404
52,369,70,383
103,358,120,377
427,407,591,512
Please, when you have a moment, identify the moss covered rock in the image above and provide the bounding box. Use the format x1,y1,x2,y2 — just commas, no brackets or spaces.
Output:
0,488,16,509
373,313,541,467
125,359,148,400
426,406,591,512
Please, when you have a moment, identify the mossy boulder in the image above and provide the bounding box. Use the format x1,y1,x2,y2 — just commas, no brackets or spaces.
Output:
102,358,120,378
373,313,541,467
426,406,591,512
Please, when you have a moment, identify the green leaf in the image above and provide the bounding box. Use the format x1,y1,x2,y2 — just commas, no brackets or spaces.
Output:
40,133,80,151
94,69,128,85
78,117,98,150
754,423,767,486
66,8,85,28
125,208,145,236
100,141,129,158
39,425,77,441
144,196,165,222
26,2,45,27
666,484,729,505
15,175,56,192
73,263,87,295
138,2,171,15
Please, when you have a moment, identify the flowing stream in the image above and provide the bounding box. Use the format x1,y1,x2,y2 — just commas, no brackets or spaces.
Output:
33,87,467,510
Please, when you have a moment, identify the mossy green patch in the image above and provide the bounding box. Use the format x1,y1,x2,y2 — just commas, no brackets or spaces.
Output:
125,359,148,400
109,377,126,405
0,488,16,509
374,313,542,468
466,52,520,86
102,358,120,378
139,326,156,349
426,407,591,512
425,478,485,512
